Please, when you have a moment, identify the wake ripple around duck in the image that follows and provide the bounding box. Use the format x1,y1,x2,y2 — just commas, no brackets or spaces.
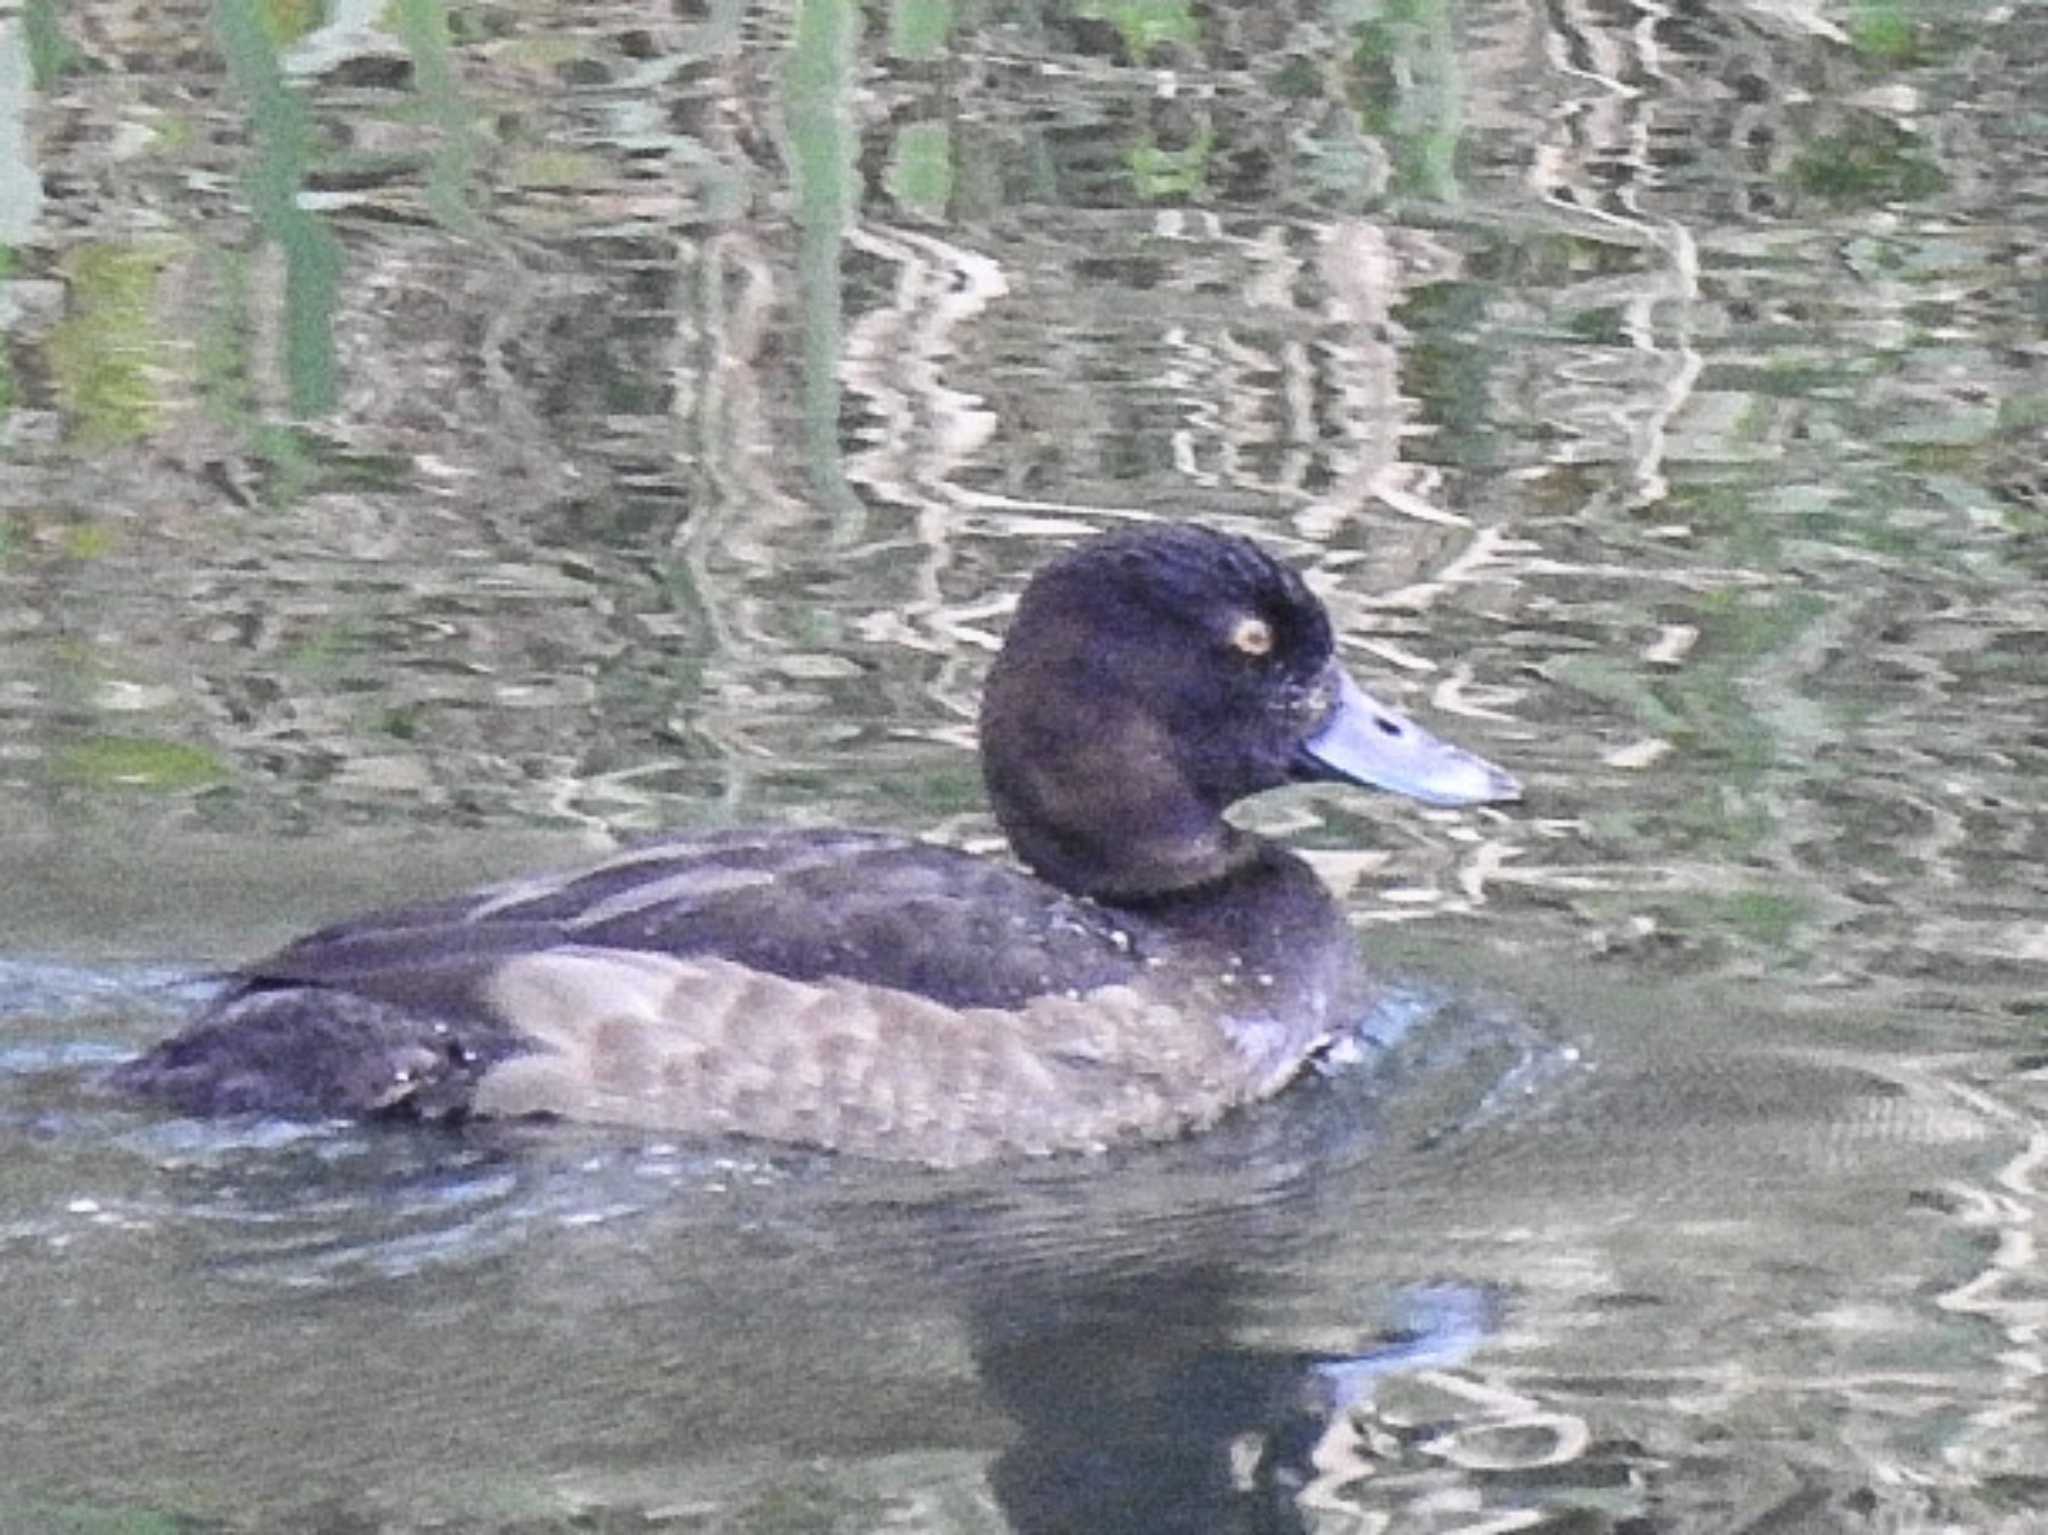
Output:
0,958,1573,1295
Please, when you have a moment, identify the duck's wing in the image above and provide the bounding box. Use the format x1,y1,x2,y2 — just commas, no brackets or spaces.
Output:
232,828,1149,1017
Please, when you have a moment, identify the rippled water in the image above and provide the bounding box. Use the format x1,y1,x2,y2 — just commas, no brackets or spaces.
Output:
4,0,2047,1530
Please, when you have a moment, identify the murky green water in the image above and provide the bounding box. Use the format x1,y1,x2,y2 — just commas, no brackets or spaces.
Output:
4,0,2047,1530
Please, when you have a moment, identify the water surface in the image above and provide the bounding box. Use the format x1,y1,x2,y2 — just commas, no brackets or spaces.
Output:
3,0,2047,1529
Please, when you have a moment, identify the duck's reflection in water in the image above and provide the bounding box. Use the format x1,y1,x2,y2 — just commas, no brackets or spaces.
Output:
850,995,1538,1534
969,1259,1492,1535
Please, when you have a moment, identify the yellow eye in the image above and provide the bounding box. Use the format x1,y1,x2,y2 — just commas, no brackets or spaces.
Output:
1228,615,1274,657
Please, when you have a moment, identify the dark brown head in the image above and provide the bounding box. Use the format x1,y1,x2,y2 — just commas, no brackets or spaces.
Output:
979,523,1518,900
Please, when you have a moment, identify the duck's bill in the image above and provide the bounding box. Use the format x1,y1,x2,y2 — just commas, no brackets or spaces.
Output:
1296,669,1521,807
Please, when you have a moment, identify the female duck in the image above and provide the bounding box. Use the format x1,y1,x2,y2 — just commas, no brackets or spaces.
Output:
115,524,1519,1165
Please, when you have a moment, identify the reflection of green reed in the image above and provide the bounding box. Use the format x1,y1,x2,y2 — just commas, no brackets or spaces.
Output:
51,735,229,793
886,121,953,217
0,248,12,428
1848,0,1923,63
216,0,341,417
1637,568,1837,960
1788,132,1944,208
196,245,258,427
47,243,175,447
392,0,483,237
1128,130,1213,201
1693,890,1813,950
1683,587,1827,788
16,625,227,805
1348,0,1460,202
196,245,385,508
888,0,953,60
255,0,320,46
1563,579,1830,871
787,0,866,537
1076,0,1198,60
21,0,80,87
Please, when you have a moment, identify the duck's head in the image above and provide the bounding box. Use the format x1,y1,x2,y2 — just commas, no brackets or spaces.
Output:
980,523,1520,901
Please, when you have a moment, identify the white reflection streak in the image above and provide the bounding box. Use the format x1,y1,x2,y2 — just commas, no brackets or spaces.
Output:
842,224,1009,513
1300,1364,1590,1531
1162,323,1226,488
1736,0,1851,45
1533,0,1702,512
1907,1065,2048,1475
1317,219,1469,532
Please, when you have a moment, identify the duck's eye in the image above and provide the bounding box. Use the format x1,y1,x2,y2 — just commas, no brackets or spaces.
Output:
1228,615,1275,658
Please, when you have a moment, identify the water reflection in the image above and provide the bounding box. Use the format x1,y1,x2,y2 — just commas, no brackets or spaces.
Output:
6,0,2048,1528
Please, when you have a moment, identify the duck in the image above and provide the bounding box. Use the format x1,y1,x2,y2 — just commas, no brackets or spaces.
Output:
113,523,1520,1165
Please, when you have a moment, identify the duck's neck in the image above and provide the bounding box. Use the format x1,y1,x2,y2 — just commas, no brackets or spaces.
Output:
980,698,1252,902
1000,787,1252,902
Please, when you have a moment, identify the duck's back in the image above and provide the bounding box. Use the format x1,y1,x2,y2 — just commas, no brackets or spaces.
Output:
115,829,1356,1164
245,829,1145,1013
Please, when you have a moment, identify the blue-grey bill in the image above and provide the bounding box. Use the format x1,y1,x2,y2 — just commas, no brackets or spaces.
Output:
1298,669,1521,807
